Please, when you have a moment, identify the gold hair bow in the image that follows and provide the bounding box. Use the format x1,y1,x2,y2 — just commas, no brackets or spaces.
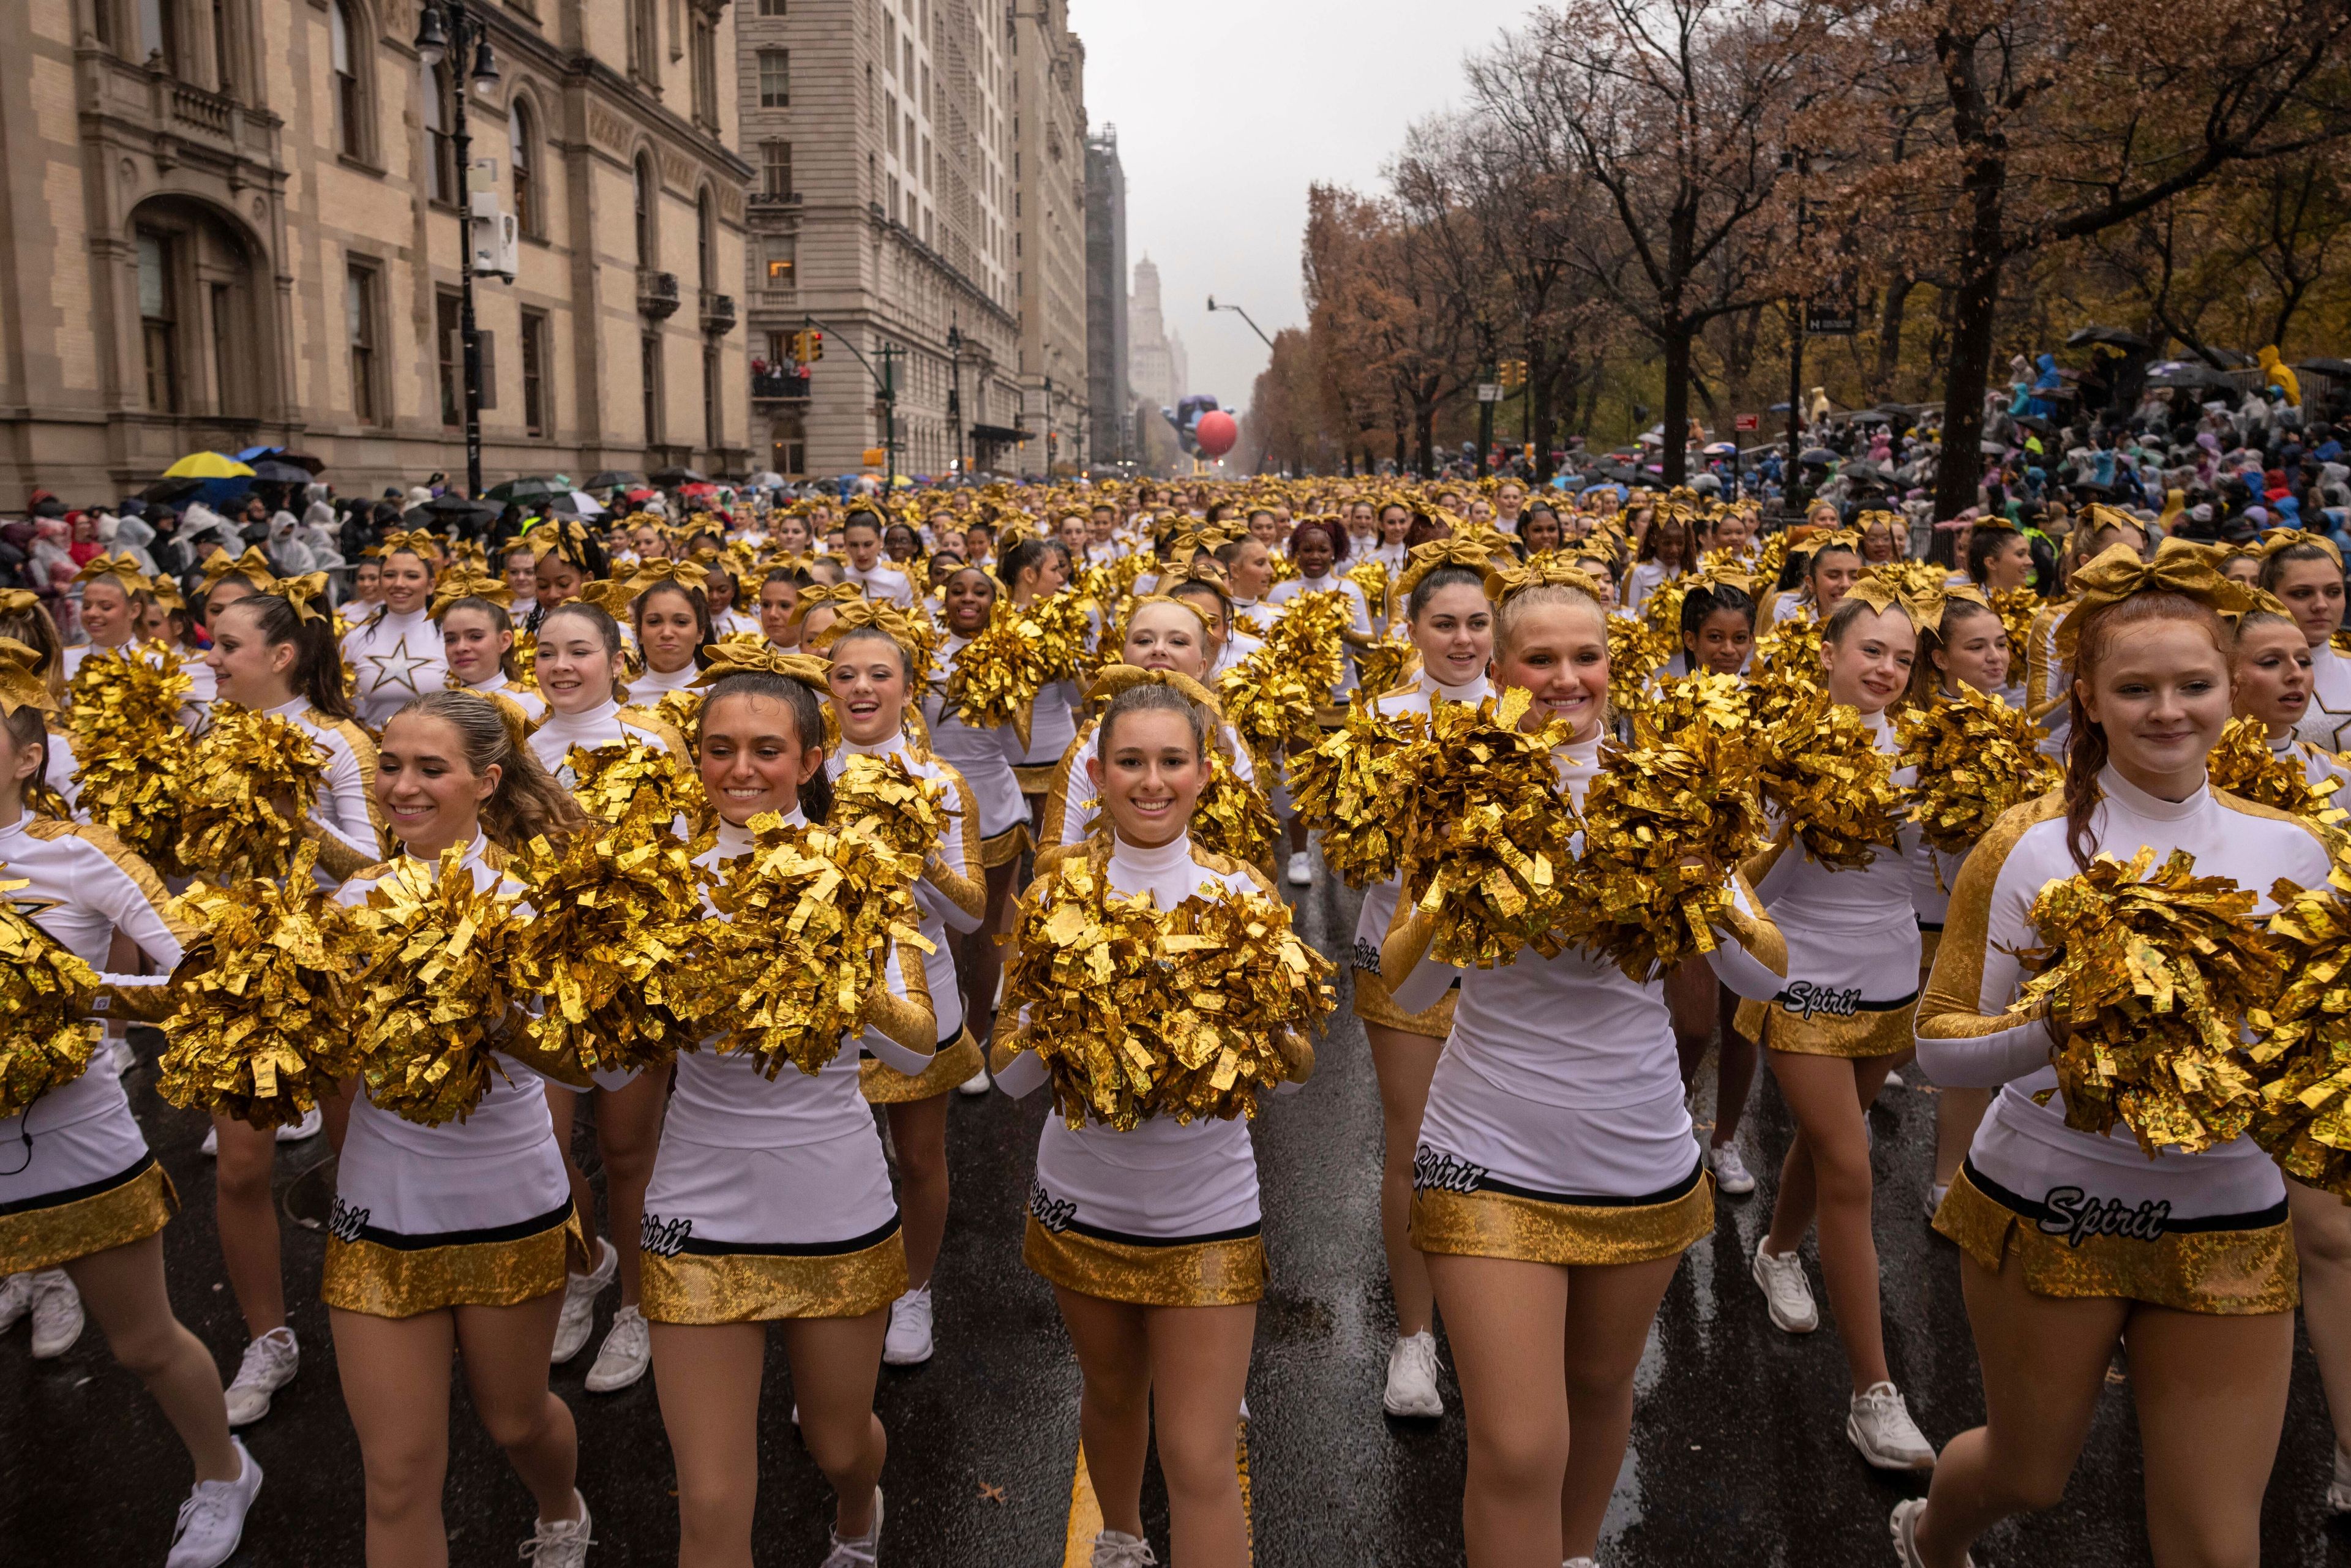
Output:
2256,528,2345,570
0,636,56,716
429,566,512,619
275,571,332,625
371,528,441,560
2055,539,2257,661
198,546,275,593
1082,662,1224,715
2077,503,2148,542
0,588,42,616
73,552,150,596
1482,557,1605,604
787,580,866,631
574,579,638,618
1393,538,1495,602
689,641,831,689
1123,593,1213,634
630,557,711,596
148,577,187,615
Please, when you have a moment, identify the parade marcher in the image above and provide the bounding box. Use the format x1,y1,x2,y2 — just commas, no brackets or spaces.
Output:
624,569,712,707
327,691,596,1568
2260,532,2351,749
438,589,547,726
642,661,936,1568
1622,511,1695,617
1265,519,1373,885
994,681,1319,1568
840,513,915,609
999,536,1081,824
500,549,539,624
59,553,151,681
1380,567,1788,1568
342,541,449,729
0,645,266,1568
1900,544,2320,1567
0,589,81,812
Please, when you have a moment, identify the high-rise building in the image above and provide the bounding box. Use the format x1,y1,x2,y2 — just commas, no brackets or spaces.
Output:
1010,0,1089,472
1129,254,1180,413
0,0,749,497
1083,125,1128,466
738,0,1025,480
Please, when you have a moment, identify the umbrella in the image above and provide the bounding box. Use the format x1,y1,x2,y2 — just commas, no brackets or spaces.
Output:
420,493,501,524
624,487,658,504
248,459,314,485
1799,447,1837,465
2066,326,2153,351
162,451,254,479
1703,441,1738,456
2297,359,2351,379
678,481,720,497
140,476,205,504
587,471,647,491
648,465,708,486
566,490,607,517
2146,361,2241,391
748,470,786,487
485,476,566,502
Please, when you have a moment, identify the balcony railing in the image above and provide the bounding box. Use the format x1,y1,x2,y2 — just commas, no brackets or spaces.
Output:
637,270,680,320
699,291,737,335
751,369,811,402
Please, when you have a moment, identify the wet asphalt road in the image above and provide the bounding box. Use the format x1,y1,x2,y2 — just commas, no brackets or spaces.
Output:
7,865,2351,1567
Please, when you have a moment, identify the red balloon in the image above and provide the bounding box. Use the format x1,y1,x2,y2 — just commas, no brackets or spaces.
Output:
1194,410,1238,459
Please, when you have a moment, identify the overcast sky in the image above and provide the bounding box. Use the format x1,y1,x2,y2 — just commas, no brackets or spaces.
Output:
1067,0,1532,415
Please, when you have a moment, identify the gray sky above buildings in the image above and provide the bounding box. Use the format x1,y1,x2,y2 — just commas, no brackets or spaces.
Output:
1068,0,1531,416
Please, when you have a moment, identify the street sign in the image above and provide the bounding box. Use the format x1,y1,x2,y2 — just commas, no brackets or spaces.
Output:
1805,301,1858,336
1477,383,1502,403
1735,413,1759,432
860,447,886,468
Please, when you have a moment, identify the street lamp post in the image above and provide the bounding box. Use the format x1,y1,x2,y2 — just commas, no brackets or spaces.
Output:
947,321,964,482
413,1,500,499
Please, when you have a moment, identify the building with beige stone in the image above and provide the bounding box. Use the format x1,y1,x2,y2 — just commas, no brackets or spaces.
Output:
1010,0,1087,472
0,0,751,501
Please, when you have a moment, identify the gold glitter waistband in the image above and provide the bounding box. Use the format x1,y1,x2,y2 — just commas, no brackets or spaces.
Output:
861,1028,984,1103
641,1221,906,1324
1755,991,1919,1059
1022,1215,1267,1307
0,1157,177,1275
1934,1165,2298,1316
321,1204,580,1320
1410,1168,1712,1267
1013,762,1059,794
1351,964,1457,1037
981,822,1033,868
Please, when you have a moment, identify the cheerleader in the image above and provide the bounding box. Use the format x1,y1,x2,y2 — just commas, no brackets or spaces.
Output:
999,537,1082,819
1860,511,1907,566
2023,509,2148,757
0,591,81,812
350,555,384,612
438,593,547,725
1266,519,1374,885
343,542,449,728
1899,546,2319,1567
2259,532,2351,749
501,548,539,623
994,681,1316,1568
526,601,687,1392
702,563,759,639
757,566,806,649
1759,531,1863,635
328,691,596,1567
624,572,711,707
59,552,151,681
1378,569,1787,1567
1742,588,1937,1469
1622,512,1695,617
1517,506,1565,558
638,660,932,1567
1370,503,1414,577
1344,544,1493,1419
922,566,1032,1054
841,514,915,607
1965,521,2034,597
0,650,263,1566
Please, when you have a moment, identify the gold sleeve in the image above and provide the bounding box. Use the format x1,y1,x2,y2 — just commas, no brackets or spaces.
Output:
1737,827,1791,891
1918,795,2062,1041
858,938,937,1056
2023,602,2071,726
1714,871,1788,978
303,816,379,881
924,766,988,924
1378,887,1437,987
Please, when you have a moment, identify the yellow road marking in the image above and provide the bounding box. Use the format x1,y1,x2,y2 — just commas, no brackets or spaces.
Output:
1061,1416,1253,1564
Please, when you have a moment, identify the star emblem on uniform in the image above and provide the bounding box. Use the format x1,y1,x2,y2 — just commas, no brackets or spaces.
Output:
363,636,436,697
4,877,60,921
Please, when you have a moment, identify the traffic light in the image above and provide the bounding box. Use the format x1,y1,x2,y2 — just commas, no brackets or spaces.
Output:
788,329,826,366
806,329,823,362
1498,359,1527,391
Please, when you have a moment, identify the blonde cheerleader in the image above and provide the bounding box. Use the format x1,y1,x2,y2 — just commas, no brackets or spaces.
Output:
0,590,81,812
342,541,449,728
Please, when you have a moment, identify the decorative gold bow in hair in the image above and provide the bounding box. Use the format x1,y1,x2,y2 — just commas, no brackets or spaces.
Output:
0,637,56,716
1802,528,1864,557
1082,662,1224,715
1393,538,1494,602
429,565,512,619
2055,539,2257,661
2256,528,2345,570
0,588,38,617
810,597,940,686
629,557,711,599
73,552,151,596
198,546,274,593
2076,503,2147,542
371,528,441,560
574,579,638,618
1481,557,1605,604
274,572,332,625
787,580,867,630
689,642,832,689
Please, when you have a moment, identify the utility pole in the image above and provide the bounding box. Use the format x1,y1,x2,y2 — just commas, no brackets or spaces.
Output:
1474,361,1499,479
947,322,964,481
1782,150,1810,496
877,343,901,482
413,0,500,497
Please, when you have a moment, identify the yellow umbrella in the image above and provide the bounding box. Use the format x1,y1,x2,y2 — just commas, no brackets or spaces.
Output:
161,451,255,479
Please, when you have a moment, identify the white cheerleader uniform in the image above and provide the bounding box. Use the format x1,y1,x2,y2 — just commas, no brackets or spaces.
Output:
1918,770,2324,1313
262,697,386,883
845,561,917,609
453,672,548,727
626,661,700,708
2297,638,2351,751
527,696,684,790
342,607,450,729
0,816,184,1275
1351,671,1488,1035
921,635,1032,868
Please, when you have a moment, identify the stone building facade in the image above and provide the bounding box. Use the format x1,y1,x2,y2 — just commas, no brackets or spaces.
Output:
1083,122,1127,466
1010,0,1087,473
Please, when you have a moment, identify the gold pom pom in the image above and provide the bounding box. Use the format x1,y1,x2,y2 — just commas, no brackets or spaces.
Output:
347,847,531,1126
1290,701,1412,888
1190,748,1280,867
944,600,1050,748
2205,715,2345,825
2014,846,2284,1156
830,752,952,862
67,643,192,869
1989,587,2040,667
693,814,931,1078
1217,644,1319,775
1153,883,1334,1123
1024,589,1098,686
0,870,102,1120
176,703,331,882
1604,614,1674,718
1897,686,2061,860
1344,556,1391,621
511,629,539,686
2250,867,2351,1196
653,686,705,741
1351,631,1415,700
157,841,358,1128
1755,694,1905,869
1747,613,1823,729
1395,689,1581,967
1265,590,1352,700
566,737,703,829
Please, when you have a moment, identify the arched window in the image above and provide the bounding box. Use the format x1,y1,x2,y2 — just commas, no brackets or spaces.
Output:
634,155,656,271
329,1,366,157
696,188,714,292
508,99,538,237
424,63,456,204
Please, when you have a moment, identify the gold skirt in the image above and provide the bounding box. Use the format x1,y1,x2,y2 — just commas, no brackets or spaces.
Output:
861,1028,984,1103
642,1218,907,1324
322,1202,581,1320
1351,966,1457,1037
1023,1215,1267,1307
0,1155,178,1276
981,822,1033,869
1013,762,1059,795
1918,925,1942,968
1935,1163,2298,1316
1740,989,1919,1059
1411,1165,1713,1268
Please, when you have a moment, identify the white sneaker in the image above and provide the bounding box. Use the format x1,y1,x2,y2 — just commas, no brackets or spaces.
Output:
1708,1142,1757,1195
1382,1330,1444,1418
1889,1496,1973,1566
884,1285,935,1365
958,1066,991,1097
585,1304,651,1392
0,1271,31,1333
1848,1381,1935,1469
821,1487,883,1567
276,1105,323,1142
552,1237,618,1364
1284,850,1312,887
29,1268,83,1358
165,1438,263,1568
1092,1529,1159,1568
1565,1559,1599,1568
200,1123,218,1157
520,1490,594,1567
2329,1445,2351,1514
1883,1068,1907,1089
222,1326,299,1427
1924,1182,1949,1223
1750,1240,1818,1334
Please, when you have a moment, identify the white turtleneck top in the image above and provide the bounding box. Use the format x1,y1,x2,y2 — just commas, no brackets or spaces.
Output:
1919,767,2331,1220
526,694,676,784
456,672,547,724
846,560,916,609
2298,640,2351,752
263,696,384,882
920,634,1030,839
626,660,700,708
342,606,449,728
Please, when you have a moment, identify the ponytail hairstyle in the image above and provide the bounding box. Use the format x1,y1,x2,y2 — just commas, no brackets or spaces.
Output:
219,592,356,721
441,596,520,680
1963,522,2020,585
996,536,1052,596
4,702,51,814
2060,593,2230,869
632,579,714,666
366,547,431,631
699,669,833,823
388,689,586,852
539,601,631,703
2259,538,2344,594
1098,678,1213,758
1906,596,2000,707
0,595,67,705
